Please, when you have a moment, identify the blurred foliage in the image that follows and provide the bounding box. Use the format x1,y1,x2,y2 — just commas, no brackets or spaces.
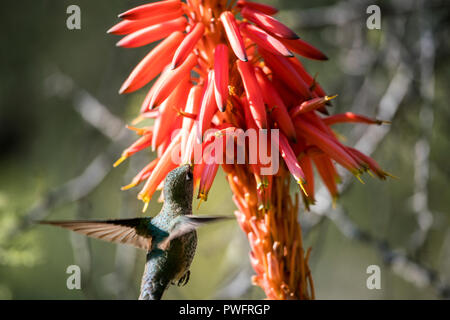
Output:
0,0,449,299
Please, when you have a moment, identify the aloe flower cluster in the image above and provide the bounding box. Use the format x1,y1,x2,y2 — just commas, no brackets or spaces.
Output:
109,0,389,299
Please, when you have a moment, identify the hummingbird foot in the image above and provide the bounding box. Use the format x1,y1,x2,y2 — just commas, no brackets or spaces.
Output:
177,270,190,287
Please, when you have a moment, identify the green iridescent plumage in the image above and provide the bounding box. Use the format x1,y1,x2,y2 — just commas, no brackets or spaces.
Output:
40,164,229,300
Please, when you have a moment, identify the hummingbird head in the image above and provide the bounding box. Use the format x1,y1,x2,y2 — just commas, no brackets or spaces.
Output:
163,164,194,208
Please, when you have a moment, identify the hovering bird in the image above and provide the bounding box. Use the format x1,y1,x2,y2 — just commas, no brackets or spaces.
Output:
40,164,230,300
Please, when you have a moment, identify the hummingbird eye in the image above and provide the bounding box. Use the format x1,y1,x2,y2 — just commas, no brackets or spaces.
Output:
186,171,193,181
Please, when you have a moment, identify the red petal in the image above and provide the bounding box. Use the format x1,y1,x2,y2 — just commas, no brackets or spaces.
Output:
323,112,387,126
237,60,268,129
213,44,230,112
119,31,184,94
259,49,311,98
198,161,219,201
121,158,159,190
290,95,336,118
295,117,360,173
138,132,182,204
312,153,339,199
152,78,190,150
108,9,183,35
241,7,299,40
236,0,278,16
278,133,306,190
118,0,182,20
240,23,293,57
181,85,203,151
289,57,327,97
171,22,205,69
149,53,198,109
298,153,315,206
280,38,328,61
254,67,296,141
197,71,217,142
347,147,389,179
220,11,248,62
116,17,187,48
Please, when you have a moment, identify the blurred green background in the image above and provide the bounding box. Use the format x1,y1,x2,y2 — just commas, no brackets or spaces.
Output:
0,0,449,299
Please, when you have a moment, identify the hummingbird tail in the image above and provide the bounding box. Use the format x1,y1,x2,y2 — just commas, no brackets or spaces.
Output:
139,249,173,300
139,282,167,300
139,258,169,300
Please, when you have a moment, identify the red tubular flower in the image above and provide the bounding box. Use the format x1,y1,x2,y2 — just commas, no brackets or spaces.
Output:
278,133,307,194
241,7,299,40
152,78,190,150
198,70,217,142
148,53,198,109
121,158,159,191
108,9,183,35
119,31,184,94
289,57,327,97
280,38,328,61
213,44,229,112
109,0,391,300
240,22,293,57
254,67,296,141
113,129,153,167
171,22,205,69
198,157,220,201
298,152,315,207
323,112,389,126
295,117,361,174
116,17,187,48
138,132,182,207
237,60,268,129
220,11,248,62
290,95,337,118
118,0,182,20
312,153,340,201
259,49,311,98
236,0,278,16
181,85,202,149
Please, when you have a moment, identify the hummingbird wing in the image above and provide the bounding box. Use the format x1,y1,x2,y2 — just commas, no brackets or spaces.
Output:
39,218,153,251
158,215,232,250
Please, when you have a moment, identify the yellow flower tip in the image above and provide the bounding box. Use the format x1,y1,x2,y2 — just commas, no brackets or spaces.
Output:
367,170,376,178
199,192,208,201
113,155,128,167
332,195,339,208
384,171,399,180
256,177,269,190
256,181,263,190
298,180,308,197
326,94,338,102
196,196,206,210
355,174,365,185
377,119,392,125
121,181,138,191
126,125,145,135
131,115,144,126
228,85,236,96
142,200,150,213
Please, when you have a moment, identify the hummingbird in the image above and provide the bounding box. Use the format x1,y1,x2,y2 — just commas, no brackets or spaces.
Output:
40,164,229,300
